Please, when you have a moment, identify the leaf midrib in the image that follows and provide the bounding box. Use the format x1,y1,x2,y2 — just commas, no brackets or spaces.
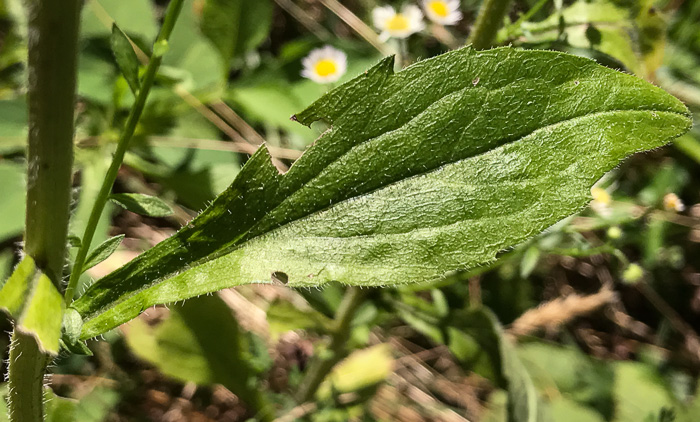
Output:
240,108,686,245
218,105,686,254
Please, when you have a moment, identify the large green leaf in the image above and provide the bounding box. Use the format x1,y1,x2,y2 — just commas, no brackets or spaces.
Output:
73,47,691,339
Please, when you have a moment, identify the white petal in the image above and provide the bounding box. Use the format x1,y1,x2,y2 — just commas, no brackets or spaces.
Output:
403,5,424,21
404,5,425,34
372,6,396,31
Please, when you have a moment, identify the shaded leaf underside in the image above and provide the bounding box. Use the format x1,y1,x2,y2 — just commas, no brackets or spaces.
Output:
73,47,691,339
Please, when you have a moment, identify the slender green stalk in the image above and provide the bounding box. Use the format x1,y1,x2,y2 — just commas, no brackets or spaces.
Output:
295,287,368,403
65,0,185,304
9,0,81,421
467,0,514,50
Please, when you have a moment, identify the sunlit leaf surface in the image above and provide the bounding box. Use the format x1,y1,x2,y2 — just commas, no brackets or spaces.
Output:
73,47,691,339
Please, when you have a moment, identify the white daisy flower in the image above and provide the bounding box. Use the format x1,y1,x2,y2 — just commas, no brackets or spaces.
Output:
663,193,685,212
422,0,462,26
301,46,347,84
372,5,425,41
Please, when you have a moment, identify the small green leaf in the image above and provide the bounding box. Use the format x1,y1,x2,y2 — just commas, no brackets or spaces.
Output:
109,193,173,217
18,273,65,355
0,256,36,318
60,308,92,356
61,308,83,345
74,47,691,339
110,24,140,94
83,235,125,273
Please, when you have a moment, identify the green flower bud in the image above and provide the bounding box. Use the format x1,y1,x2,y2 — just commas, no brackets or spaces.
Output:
607,226,622,239
622,263,644,284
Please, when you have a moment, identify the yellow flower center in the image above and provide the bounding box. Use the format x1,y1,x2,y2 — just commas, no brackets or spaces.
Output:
591,187,611,205
428,1,449,17
663,193,682,211
314,59,337,77
386,14,410,31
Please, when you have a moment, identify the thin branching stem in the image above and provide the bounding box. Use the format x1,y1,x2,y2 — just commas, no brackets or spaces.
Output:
64,0,185,304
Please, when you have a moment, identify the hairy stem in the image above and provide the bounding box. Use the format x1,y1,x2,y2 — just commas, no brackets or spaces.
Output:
9,0,81,420
467,0,514,50
8,332,49,422
295,287,368,403
65,0,185,303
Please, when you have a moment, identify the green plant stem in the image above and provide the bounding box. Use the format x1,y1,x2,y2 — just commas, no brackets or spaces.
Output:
8,332,49,422
467,0,514,50
295,287,368,403
64,0,185,304
9,0,81,421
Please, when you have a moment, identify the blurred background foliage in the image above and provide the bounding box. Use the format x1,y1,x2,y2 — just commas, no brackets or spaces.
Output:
0,0,699,420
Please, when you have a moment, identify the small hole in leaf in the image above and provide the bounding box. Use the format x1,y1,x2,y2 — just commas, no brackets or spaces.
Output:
272,271,289,284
